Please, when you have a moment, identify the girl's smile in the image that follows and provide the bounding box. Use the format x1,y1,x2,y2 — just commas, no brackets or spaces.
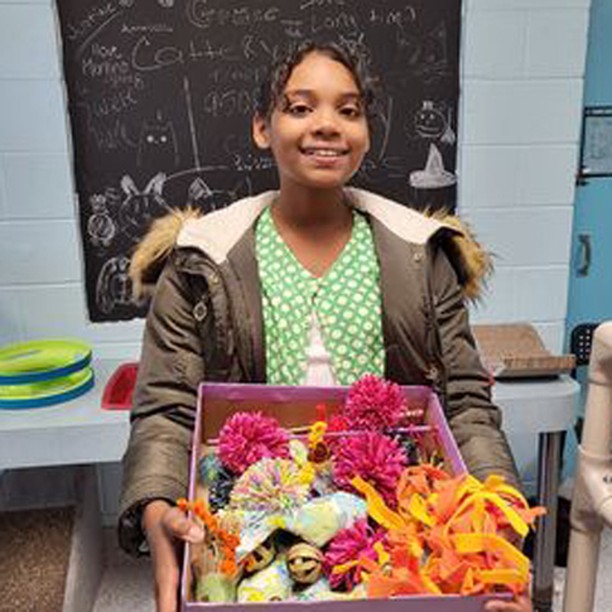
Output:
300,146,350,171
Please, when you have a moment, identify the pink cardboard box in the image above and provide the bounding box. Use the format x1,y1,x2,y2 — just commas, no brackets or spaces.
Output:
181,383,511,611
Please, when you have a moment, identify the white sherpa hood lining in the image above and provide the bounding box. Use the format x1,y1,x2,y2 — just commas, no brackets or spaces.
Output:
176,188,447,264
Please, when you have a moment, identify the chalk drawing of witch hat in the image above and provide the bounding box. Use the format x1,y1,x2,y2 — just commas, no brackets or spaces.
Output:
409,143,457,190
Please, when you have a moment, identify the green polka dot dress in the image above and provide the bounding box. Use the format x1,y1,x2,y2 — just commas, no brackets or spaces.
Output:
256,206,384,386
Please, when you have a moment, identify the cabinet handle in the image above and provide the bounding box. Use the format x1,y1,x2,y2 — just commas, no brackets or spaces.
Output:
577,233,592,277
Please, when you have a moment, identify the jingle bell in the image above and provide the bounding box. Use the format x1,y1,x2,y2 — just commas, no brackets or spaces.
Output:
286,542,323,585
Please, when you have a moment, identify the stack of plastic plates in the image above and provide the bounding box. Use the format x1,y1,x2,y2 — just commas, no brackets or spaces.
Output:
0,339,94,409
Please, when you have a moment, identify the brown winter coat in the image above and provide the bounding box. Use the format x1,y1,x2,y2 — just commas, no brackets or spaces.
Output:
118,188,519,556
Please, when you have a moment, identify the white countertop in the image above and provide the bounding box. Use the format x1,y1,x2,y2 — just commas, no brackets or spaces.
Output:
493,375,579,434
0,360,580,470
0,360,129,469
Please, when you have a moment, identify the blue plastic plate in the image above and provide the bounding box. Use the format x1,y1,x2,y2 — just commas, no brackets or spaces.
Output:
0,338,92,385
0,366,95,409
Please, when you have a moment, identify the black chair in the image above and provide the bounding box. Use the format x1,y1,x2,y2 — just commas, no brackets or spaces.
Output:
569,322,599,441
570,322,599,376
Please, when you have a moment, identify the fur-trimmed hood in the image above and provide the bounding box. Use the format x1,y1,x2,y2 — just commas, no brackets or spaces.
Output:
130,188,492,301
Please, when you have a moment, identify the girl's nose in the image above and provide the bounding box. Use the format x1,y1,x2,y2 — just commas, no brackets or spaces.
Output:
311,109,340,137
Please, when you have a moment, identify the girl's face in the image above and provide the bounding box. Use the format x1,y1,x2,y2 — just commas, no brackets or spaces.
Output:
253,52,370,193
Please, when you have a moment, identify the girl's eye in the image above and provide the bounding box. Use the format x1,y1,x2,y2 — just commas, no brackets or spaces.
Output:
340,106,363,118
287,103,311,116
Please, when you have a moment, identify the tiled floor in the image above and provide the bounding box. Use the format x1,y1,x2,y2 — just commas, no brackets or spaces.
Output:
92,528,612,612
93,530,154,612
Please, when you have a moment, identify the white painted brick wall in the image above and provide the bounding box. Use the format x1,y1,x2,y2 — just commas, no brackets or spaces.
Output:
462,80,583,144
526,11,590,76
460,1,591,356
0,220,81,284
0,0,590,363
461,145,578,207
0,4,60,79
3,154,75,219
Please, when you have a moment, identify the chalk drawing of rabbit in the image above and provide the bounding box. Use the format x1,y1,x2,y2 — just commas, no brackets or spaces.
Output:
119,173,170,242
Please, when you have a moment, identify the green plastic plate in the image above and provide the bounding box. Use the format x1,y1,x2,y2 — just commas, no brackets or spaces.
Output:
0,366,95,409
0,339,92,384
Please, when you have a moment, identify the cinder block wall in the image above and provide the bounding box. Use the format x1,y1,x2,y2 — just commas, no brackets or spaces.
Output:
0,0,590,356
460,0,590,351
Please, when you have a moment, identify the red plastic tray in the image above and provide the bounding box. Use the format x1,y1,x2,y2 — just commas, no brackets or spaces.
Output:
101,362,139,410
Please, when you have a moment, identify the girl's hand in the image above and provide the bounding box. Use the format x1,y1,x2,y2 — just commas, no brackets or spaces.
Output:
143,499,205,612
484,592,532,612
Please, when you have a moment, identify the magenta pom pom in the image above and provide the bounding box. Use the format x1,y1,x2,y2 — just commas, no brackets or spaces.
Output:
343,374,407,431
332,431,406,508
323,519,385,590
218,411,290,474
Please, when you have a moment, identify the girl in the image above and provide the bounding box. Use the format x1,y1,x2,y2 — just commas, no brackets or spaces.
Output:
119,42,528,612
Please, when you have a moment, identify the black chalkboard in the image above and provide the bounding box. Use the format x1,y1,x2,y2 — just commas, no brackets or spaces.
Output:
54,0,461,322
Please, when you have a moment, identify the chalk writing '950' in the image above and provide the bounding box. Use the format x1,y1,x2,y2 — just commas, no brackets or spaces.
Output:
203,89,256,118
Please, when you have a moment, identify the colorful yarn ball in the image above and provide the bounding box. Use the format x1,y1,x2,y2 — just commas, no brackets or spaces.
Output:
208,465,237,512
230,457,311,514
198,453,223,486
332,431,407,508
343,374,406,431
218,411,290,475
323,519,386,590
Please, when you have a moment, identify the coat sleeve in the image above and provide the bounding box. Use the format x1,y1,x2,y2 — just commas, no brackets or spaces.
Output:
430,243,521,489
118,255,206,556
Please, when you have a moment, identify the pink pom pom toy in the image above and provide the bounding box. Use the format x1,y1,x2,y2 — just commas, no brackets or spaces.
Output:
323,518,386,590
332,430,407,508
343,374,407,431
218,411,290,475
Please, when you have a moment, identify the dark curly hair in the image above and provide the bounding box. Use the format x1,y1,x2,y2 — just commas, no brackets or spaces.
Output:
254,40,379,123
